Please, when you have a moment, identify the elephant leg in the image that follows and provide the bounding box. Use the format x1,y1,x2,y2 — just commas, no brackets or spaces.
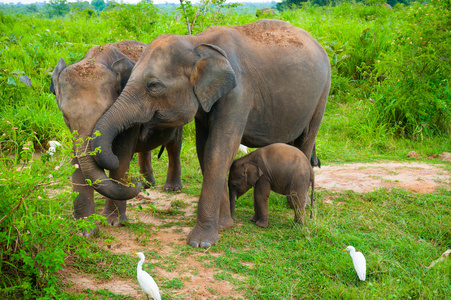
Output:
102,197,127,226
293,86,329,166
163,127,183,191
138,151,155,189
195,119,208,174
188,119,239,247
287,197,295,209
102,153,135,226
218,180,233,231
253,178,271,228
290,190,307,226
101,128,138,226
72,158,97,236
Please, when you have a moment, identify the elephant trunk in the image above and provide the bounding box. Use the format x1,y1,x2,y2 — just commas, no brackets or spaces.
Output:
92,88,152,170
76,140,142,200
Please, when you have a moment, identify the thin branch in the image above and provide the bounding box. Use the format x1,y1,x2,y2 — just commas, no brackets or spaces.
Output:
190,7,200,33
211,5,221,27
179,0,192,35
0,176,57,224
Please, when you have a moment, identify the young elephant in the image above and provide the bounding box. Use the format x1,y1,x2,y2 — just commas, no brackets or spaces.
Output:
228,143,315,227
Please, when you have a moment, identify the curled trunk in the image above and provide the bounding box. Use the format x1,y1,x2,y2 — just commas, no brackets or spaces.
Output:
92,88,151,170
76,141,141,200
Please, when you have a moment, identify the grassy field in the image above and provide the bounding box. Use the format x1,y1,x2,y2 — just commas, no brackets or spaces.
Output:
0,1,450,298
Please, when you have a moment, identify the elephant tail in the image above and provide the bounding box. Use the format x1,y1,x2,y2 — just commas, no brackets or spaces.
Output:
157,145,165,159
310,169,315,219
310,143,321,168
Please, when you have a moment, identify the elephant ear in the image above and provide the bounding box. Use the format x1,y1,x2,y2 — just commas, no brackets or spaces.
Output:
50,58,66,95
191,44,237,113
244,163,263,187
112,57,135,90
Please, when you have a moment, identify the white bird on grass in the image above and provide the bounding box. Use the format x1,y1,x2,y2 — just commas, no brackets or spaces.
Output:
342,245,366,281
132,252,161,300
47,140,62,156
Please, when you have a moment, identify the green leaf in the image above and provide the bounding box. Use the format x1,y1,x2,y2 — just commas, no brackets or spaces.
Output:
7,77,16,86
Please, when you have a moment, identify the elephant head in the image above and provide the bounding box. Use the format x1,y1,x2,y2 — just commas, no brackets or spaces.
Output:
50,42,144,200
228,159,263,217
92,36,237,170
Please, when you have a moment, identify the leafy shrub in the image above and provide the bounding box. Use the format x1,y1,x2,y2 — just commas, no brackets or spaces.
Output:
370,0,451,137
100,1,162,42
177,0,243,35
0,143,97,298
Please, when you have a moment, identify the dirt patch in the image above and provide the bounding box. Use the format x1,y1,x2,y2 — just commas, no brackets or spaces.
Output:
59,260,140,298
237,20,304,48
60,190,244,299
315,161,450,194
60,161,450,298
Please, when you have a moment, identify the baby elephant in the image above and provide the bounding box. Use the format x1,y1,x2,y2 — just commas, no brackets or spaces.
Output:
228,143,315,227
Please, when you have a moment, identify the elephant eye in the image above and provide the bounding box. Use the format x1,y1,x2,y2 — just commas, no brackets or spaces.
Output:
147,80,164,95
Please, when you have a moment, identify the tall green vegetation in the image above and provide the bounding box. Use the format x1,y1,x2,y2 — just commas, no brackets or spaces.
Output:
372,0,451,136
0,1,450,297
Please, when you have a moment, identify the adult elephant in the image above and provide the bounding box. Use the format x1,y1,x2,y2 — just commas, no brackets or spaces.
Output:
50,40,183,234
92,20,330,246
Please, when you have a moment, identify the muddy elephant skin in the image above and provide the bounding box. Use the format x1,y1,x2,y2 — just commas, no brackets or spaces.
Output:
228,143,315,228
50,40,183,233
92,20,330,246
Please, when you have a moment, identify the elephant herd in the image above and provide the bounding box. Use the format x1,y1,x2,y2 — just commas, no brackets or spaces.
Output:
51,19,331,247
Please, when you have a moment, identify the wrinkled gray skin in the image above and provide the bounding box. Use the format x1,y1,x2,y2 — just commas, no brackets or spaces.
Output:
228,143,315,228
50,41,183,234
92,20,330,247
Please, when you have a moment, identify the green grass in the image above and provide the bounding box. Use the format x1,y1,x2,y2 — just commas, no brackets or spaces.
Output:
49,130,449,299
214,188,451,299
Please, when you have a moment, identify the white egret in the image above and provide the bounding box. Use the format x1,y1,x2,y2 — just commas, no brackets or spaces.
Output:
47,146,56,156
47,140,62,156
342,245,366,281
48,140,62,148
238,144,248,154
132,252,161,300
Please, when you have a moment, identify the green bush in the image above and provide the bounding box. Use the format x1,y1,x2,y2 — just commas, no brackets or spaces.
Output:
0,143,98,298
371,0,451,136
100,1,162,42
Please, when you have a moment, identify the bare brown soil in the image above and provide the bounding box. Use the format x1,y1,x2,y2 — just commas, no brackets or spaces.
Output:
59,160,450,299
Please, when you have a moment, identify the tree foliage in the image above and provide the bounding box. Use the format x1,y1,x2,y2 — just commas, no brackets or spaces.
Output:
49,0,70,16
91,0,106,12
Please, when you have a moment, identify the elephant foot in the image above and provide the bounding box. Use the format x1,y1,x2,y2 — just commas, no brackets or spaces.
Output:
218,215,234,231
143,175,156,189
255,220,269,228
250,214,258,222
101,209,127,226
83,223,99,237
163,179,183,192
294,217,305,227
187,223,220,248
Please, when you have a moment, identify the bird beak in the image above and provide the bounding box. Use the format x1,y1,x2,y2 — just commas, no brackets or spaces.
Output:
342,249,347,252
132,252,137,255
